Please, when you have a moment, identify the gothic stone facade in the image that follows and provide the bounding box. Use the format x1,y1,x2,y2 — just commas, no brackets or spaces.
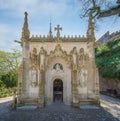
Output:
17,12,100,107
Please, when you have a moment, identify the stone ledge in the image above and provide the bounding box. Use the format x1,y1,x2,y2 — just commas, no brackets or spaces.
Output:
17,105,38,110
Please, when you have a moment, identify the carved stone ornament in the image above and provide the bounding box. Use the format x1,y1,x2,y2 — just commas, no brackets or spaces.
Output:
30,48,38,65
52,63,64,73
47,44,71,68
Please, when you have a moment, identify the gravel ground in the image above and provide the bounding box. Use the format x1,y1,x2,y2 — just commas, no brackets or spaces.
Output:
0,95,119,121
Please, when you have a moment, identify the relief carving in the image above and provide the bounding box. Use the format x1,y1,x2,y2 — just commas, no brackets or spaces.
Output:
47,44,71,68
30,48,38,65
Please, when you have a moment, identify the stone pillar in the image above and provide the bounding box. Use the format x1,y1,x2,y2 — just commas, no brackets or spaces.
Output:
17,64,23,104
38,71,45,107
22,42,29,96
94,68,100,103
72,70,79,107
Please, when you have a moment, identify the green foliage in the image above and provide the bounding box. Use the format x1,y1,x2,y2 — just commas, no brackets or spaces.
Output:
95,38,120,79
0,49,21,97
0,85,17,98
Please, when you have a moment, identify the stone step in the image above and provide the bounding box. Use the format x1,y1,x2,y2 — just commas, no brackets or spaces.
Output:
80,105,100,109
17,105,38,110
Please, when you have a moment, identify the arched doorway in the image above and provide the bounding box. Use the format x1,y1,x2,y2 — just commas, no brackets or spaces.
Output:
53,79,63,102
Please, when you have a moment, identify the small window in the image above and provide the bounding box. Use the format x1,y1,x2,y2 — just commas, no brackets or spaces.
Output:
53,63,63,70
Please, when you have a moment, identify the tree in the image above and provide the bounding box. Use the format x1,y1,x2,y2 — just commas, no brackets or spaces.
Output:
95,38,120,79
0,49,22,87
79,0,120,18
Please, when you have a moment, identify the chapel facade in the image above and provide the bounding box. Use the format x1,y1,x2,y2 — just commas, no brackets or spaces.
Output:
17,12,100,107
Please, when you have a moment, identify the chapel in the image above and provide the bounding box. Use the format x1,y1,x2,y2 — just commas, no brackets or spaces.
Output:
17,12,100,107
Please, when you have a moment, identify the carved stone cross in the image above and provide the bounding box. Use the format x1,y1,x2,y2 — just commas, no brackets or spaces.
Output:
54,25,62,39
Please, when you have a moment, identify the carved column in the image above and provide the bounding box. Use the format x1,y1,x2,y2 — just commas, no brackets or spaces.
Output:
72,70,79,107
94,67,100,104
71,47,79,107
38,47,45,107
38,70,45,107
17,64,23,105
22,41,29,96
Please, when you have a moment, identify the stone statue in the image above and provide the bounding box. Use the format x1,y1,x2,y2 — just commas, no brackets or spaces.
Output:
72,47,77,65
31,67,37,87
78,68,87,87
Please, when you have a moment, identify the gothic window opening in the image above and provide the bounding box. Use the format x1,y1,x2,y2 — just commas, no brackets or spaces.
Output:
53,63,63,70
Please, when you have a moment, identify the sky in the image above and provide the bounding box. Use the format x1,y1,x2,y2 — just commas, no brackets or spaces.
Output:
0,0,120,52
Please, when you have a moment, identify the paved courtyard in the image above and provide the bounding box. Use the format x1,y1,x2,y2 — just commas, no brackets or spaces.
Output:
0,95,120,121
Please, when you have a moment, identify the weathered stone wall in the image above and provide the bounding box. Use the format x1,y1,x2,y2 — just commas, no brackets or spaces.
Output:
97,30,120,46
99,76,120,94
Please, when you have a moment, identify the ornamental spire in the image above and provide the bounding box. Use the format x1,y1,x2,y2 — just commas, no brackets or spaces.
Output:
49,22,53,38
87,12,95,42
21,12,30,40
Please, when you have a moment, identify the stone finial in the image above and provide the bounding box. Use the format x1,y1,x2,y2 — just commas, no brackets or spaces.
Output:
87,12,95,42
21,11,30,41
49,22,53,38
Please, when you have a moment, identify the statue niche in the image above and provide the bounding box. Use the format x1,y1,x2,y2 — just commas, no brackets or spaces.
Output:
78,68,88,88
31,66,38,87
